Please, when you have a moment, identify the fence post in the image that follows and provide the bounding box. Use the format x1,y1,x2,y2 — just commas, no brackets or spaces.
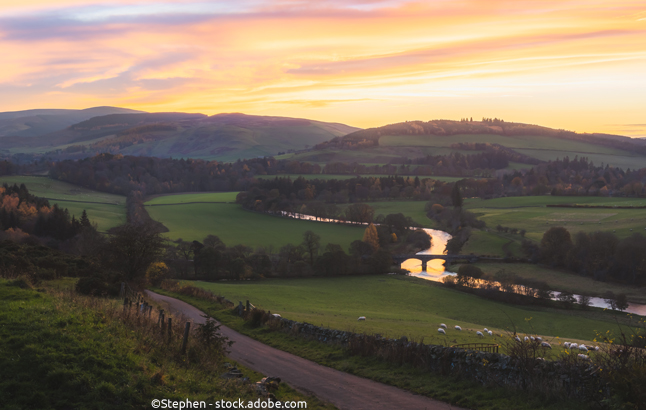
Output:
158,309,164,325
160,311,165,334
181,322,191,354
168,318,172,343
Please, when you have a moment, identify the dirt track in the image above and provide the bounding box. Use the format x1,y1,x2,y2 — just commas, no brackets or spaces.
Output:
146,291,465,410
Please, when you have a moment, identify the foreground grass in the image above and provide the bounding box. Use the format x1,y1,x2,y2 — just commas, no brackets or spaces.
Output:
0,278,332,410
154,286,590,410
145,202,365,249
0,175,126,231
187,275,634,351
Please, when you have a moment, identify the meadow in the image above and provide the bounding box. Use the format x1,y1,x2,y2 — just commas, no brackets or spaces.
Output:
145,199,365,249
462,195,646,255
254,174,465,182
0,175,126,231
188,275,632,349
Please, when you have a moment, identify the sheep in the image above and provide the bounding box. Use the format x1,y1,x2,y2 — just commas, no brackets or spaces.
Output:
594,346,600,351
272,313,282,318
579,345,588,352
578,354,590,360
541,342,552,349
438,328,446,335
536,336,542,342
484,328,489,332
476,331,484,338
514,335,521,342
487,330,493,336
455,325,462,331
358,316,366,321
524,336,529,342
530,336,535,342
440,323,447,329
563,342,571,349
570,343,578,350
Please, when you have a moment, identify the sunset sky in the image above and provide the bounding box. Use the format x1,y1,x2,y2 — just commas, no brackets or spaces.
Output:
1,0,645,136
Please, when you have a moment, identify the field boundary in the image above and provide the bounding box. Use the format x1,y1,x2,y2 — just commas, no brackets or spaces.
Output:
41,197,122,206
145,201,232,206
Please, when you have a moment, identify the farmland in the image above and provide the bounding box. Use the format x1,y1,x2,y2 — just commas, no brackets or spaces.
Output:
254,174,465,182
145,196,365,249
0,176,126,231
188,275,630,351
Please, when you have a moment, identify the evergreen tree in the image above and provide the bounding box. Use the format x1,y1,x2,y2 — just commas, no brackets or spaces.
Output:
451,182,463,208
80,210,91,228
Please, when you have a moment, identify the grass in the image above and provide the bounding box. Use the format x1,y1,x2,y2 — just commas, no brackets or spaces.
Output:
456,262,646,305
0,175,126,231
155,284,594,410
146,192,239,205
145,201,365,249
0,278,332,409
462,196,646,255
187,275,634,348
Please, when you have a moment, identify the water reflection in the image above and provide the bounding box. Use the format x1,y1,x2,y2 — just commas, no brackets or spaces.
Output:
403,228,457,282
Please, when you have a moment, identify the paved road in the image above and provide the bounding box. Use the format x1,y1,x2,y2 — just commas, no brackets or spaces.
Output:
146,291,465,410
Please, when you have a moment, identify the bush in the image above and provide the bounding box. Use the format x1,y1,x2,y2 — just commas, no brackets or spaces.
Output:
75,276,120,297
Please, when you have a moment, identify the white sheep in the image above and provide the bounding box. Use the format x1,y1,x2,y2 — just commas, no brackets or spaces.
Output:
594,346,600,351
455,325,462,331
524,336,529,342
579,345,588,352
358,316,366,321
563,342,571,349
440,323,447,329
438,328,446,335
578,354,590,360
570,343,578,350
514,335,521,342
484,328,489,332
487,330,493,336
476,331,484,337
541,342,552,349
530,336,535,341
536,337,542,342
272,313,281,318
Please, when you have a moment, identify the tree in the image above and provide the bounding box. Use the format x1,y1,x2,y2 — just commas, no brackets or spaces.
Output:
406,229,431,251
106,222,166,283
146,262,169,286
363,223,380,251
451,182,463,208
540,227,572,267
302,230,321,266
616,293,629,312
80,209,91,228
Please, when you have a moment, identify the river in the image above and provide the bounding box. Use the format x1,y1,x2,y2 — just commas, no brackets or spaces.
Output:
281,211,646,315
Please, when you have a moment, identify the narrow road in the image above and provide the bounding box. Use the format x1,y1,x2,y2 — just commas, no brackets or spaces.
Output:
146,291,465,410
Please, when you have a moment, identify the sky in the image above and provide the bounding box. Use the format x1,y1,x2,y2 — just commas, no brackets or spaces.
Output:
0,0,645,136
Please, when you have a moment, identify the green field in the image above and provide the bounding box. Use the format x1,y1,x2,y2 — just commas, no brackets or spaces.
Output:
462,196,646,256
145,191,239,205
189,275,632,349
0,176,126,231
145,198,365,249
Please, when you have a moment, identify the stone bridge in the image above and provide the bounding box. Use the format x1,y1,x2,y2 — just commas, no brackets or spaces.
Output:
392,254,479,272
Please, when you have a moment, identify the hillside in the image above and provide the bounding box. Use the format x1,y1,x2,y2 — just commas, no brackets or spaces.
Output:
281,119,646,171
0,111,360,162
0,106,144,137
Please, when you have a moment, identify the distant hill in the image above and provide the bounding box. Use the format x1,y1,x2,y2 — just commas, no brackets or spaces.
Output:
0,109,360,162
280,119,646,171
0,106,144,137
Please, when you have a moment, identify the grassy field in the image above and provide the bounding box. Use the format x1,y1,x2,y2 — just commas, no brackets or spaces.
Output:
0,278,329,409
0,175,126,231
188,275,633,349
146,191,239,205
145,200,365,249
462,196,646,255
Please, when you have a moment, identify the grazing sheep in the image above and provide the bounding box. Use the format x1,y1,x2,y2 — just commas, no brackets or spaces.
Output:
570,343,578,350
536,337,542,342
484,328,489,332
541,342,552,349
455,325,462,331
476,331,484,337
594,346,600,351
358,316,366,321
563,342,571,349
487,330,493,336
579,345,588,352
578,354,590,360
514,335,521,342
440,323,447,329
524,336,529,342
530,336,535,341
272,313,281,318
438,328,446,335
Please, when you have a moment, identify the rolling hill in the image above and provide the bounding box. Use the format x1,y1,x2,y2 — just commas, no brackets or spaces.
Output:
0,110,360,162
280,119,646,170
